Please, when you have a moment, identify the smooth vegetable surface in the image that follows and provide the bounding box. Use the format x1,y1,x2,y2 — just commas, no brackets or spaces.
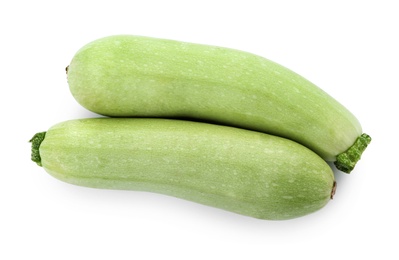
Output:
30,118,335,220
67,35,370,173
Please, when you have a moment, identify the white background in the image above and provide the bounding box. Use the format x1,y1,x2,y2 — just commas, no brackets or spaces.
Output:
1,0,398,259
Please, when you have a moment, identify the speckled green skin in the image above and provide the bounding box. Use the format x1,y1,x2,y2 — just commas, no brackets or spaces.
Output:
35,118,334,220
67,35,362,163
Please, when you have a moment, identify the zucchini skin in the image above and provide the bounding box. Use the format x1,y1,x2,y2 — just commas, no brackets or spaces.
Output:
34,118,334,220
67,35,368,168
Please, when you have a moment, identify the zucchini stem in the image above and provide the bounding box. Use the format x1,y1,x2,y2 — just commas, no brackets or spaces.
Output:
330,181,337,199
29,132,46,167
334,133,371,173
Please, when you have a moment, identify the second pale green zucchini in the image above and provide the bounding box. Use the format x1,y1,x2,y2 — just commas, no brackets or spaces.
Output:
30,118,335,220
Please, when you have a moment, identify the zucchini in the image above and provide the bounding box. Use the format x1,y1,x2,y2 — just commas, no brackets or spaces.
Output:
66,35,370,173
30,118,335,220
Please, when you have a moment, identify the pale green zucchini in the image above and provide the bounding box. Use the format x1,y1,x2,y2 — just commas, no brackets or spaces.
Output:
30,118,335,220
67,35,370,173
